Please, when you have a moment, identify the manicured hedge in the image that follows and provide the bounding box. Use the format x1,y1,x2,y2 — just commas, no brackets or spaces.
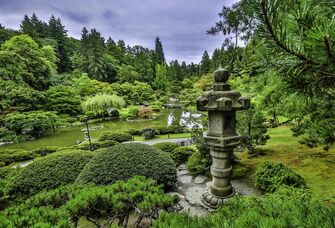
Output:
76,143,177,188
0,149,34,165
32,146,59,156
97,131,132,142
77,140,118,151
154,188,335,228
6,150,94,198
171,146,196,166
253,162,306,193
154,142,180,153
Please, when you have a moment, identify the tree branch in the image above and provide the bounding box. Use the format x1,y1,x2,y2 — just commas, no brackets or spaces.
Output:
260,0,314,64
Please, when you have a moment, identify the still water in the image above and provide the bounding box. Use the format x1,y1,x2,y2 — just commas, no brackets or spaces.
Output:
1,109,202,151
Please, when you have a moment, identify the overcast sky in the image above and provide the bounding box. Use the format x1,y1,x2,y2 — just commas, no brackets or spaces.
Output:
0,0,236,63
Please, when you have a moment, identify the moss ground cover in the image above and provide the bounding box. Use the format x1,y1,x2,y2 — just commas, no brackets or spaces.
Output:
237,126,335,205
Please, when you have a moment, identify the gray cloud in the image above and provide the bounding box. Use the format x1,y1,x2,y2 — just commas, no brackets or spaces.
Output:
0,0,236,63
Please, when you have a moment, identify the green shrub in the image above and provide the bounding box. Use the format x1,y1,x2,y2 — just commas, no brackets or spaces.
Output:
85,111,97,118
97,131,132,142
157,125,185,134
0,149,34,165
154,188,335,228
76,143,177,189
91,140,118,150
154,142,180,153
0,127,18,142
141,128,158,140
1,177,179,228
6,150,94,198
186,150,211,175
32,146,59,156
253,162,306,193
0,162,5,167
171,146,196,166
127,107,139,118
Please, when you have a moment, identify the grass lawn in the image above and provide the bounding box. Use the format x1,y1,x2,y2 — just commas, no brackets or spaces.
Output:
237,125,335,205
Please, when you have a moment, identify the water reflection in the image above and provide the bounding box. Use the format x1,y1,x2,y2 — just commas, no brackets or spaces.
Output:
167,110,203,129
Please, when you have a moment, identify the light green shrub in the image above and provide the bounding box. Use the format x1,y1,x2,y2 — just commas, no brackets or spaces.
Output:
253,162,306,193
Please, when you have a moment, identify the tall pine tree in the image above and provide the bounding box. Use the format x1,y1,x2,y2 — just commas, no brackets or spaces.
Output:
154,37,165,65
200,50,211,74
48,15,70,73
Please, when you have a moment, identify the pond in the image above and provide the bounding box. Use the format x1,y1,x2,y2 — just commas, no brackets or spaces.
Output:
0,109,202,151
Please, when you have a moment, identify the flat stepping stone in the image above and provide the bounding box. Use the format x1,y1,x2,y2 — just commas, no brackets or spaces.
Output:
178,164,187,171
179,198,208,216
185,186,204,205
178,170,189,176
194,175,208,184
177,175,193,184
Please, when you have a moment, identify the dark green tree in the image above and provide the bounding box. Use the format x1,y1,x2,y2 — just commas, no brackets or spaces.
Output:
200,51,211,74
48,15,71,73
154,37,165,65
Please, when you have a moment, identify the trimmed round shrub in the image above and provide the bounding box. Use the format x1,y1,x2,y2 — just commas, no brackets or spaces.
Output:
171,146,196,166
0,149,34,165
6,150,94,198
141,128,158,140
153,142,180,153
32,146,59,156
91,140,118,150
97,131,132,142
76,143,177,188
253,162,306,193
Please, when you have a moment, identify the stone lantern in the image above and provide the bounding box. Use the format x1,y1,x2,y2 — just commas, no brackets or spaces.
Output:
196,67,250,208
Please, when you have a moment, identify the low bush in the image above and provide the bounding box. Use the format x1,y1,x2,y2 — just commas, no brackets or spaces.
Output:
127,106,139,118
76,143,177,189
0,177,179,228
6,150,94,198
253,162,306,193
0,149,34,165
171,146,196,166
77,140,118,151
186,150,211,175
154,188,335,228
141,128,158,140
157,125,185,134
32,146,59,156
154,142,180,153
97,131,133,142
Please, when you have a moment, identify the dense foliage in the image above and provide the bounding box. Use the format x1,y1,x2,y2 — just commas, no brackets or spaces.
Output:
97,131,133,142
6,150,94,198
76,143,177,189
154,188,335,228
171,146,196,166
153,142,180,153
253,162,306,193
0,176,179,228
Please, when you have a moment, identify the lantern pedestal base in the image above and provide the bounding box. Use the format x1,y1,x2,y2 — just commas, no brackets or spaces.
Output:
201,187,235,209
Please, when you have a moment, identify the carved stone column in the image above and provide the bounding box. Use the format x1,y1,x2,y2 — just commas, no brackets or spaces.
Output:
196,67,250,208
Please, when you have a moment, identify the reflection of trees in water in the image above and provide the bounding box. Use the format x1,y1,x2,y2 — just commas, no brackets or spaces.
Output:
167,109,203,129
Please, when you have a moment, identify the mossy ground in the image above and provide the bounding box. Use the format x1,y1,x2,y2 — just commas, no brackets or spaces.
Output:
237,126,335,205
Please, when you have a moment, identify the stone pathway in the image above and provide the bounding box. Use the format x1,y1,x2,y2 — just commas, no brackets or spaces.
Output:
168,164,260,216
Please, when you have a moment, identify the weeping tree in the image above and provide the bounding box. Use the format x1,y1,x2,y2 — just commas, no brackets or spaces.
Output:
81,94,125,117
